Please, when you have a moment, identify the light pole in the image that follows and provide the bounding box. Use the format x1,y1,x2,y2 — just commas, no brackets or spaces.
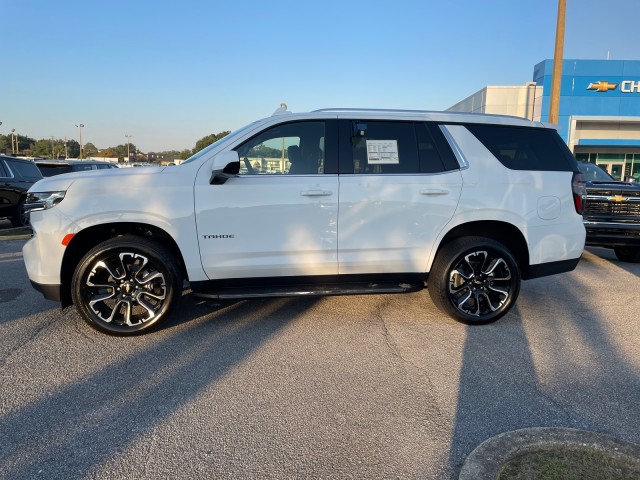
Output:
51,136,55,159
125,134,132,163
549,0,566,124
75,124,84,159
11,129,16,155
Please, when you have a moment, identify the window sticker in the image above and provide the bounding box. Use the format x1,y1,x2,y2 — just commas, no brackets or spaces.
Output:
366,140,399,164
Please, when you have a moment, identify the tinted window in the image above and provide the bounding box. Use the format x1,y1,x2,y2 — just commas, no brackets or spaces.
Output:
577,162,615,182
416,123,447,173
236,121,325,175
0,160,8,177
96,164,111,169
344,121,450,174
72,164,95,172
348,121,419,174
466,125,576,171
38,165,73,176
7,160,42,179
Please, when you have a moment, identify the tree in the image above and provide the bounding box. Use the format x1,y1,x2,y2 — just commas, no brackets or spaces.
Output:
0,135,10,155
193,131,230,154
67,139,80,158
31,138,67,158
15,135,36,155
83,142,98,158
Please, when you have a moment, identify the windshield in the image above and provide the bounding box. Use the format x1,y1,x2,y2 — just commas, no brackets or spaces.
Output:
182,121,261,165
577,163,615,182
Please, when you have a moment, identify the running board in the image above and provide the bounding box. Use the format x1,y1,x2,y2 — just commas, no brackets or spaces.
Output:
192,282,424,300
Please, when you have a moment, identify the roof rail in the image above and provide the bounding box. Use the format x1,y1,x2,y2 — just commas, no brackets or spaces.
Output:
312,108,436,114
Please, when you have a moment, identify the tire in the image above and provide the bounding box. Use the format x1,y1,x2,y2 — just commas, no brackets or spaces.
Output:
71,235,182,336
428,237,521,325
613,246,640,263
10,198,29,227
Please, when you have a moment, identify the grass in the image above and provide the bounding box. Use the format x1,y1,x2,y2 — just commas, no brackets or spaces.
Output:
498,446,640,480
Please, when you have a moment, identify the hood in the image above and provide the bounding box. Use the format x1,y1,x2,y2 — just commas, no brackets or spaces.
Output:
27,165,165,193
585,179,640,194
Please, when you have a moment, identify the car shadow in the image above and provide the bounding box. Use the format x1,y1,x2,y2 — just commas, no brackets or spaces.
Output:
0,295,321,479
583,246,640,277
446,256,640,476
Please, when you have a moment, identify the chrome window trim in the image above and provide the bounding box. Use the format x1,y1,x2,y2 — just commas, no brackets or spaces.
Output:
439,125,469,170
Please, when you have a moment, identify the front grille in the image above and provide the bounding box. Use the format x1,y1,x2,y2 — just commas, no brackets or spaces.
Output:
583,199,640,217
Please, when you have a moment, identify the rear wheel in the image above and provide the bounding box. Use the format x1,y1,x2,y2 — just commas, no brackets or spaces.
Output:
613,246,640,263
71,235,182,335
428,237,521,325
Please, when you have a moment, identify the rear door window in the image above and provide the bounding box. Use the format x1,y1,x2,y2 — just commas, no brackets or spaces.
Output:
340,121,451,174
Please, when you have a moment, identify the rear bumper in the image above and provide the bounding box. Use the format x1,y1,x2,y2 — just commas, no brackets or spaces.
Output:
525,257,581,280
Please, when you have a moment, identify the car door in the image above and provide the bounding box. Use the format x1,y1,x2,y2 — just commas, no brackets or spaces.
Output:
0,159,17,218
337,119,463,274
194,120,339,280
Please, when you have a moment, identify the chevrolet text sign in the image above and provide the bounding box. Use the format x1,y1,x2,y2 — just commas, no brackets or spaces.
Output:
587,80,640,93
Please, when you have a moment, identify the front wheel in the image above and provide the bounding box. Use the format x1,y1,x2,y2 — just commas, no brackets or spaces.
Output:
10,198,29,227
71,235,182,336
613,246,640,263
428,237,521,325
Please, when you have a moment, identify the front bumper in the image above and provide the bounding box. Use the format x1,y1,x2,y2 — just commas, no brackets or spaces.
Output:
584,220,640,247
30,281,61,302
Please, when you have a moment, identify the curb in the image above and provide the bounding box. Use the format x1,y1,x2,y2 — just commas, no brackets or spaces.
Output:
458,427,640,480
0,226,32,241
0,234,32,241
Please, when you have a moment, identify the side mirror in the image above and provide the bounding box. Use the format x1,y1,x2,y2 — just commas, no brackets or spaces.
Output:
210,151,240,185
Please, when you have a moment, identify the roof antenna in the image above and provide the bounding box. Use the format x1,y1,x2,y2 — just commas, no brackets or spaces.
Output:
272,102,289,116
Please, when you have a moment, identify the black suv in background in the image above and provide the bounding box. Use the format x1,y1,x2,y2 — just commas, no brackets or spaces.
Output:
0,156,43,227
578,162,640,262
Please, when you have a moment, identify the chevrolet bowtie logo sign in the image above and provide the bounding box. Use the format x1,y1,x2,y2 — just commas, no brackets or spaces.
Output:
587,81,618,92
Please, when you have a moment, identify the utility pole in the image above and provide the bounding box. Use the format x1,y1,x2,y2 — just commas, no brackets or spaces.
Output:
11,129,16,155
75,124,84,159
125,134,132,163
549,0,566,125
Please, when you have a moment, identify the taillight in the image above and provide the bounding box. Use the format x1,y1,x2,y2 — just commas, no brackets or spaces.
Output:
572,172,586,214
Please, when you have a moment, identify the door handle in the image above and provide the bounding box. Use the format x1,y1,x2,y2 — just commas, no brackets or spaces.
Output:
301,190,333,197
420,189,449,196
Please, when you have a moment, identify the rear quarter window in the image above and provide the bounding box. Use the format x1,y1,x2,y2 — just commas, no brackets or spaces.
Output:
465,124,577,172
7,160,43,179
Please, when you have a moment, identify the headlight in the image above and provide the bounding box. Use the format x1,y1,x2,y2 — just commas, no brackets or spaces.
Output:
25,191,66,212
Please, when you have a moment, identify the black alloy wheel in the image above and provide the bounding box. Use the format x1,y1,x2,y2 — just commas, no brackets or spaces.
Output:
10,198,30,227
429,237,521,325
72,235,182,335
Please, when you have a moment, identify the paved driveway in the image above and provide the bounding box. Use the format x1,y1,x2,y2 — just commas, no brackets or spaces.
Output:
0,236,638,479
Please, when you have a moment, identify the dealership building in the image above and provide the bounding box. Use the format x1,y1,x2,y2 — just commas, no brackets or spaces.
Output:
448,59,640,181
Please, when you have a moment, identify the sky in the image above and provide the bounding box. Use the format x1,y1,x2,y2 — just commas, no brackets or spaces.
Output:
2,0,640,154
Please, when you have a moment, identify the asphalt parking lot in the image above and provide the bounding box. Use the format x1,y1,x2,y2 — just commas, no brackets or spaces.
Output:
1,225,639,479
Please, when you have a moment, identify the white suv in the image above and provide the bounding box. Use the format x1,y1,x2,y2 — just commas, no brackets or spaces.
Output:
23,108,586,335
